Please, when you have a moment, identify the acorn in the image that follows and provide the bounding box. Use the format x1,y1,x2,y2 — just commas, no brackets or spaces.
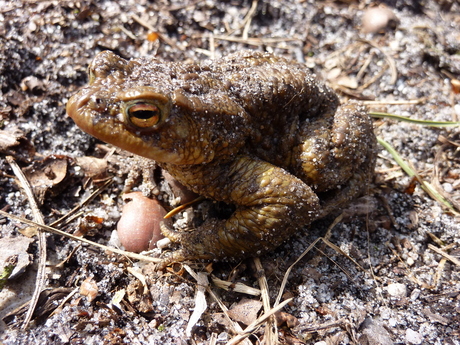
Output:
117,192,168,252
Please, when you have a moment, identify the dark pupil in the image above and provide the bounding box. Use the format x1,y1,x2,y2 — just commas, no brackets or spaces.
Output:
132,109,158,119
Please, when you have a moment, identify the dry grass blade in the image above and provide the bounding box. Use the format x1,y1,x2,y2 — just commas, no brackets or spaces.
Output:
377,137,460,215
438,134,460,147
226,298,293,345
0,210,161,263
209,35,301,46
50,179,113,228
432,145,460,211
253,257,277,345
299,318,348,333
183,265,209,337
275,237,321,306
127,267,149,294
164,196,205,219
275,233,368,308
211,276,261,296
241,0,258,40
49,287,79,318
206,288,252,345
386,244,432,289
364,99,423,106
6,155,47,329
428,244,460,266
357,39,398,85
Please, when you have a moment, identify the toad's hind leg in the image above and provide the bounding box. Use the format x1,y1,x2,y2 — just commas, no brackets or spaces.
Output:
293,101,377,216
159,156,320,266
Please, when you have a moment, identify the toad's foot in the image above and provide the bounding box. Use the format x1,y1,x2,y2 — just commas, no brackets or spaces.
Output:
293,101,377,216
158,155,320,266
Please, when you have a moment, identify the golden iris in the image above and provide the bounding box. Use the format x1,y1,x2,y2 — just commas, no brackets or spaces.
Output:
126,102,161,128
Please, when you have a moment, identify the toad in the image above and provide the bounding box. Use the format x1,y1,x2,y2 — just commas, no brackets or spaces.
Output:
67,51,377,265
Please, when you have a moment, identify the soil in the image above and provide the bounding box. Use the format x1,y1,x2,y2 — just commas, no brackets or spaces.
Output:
0,0,459,344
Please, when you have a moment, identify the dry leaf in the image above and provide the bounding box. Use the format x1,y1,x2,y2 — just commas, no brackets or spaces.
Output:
227,298,263,326
80,277,98,302
22,155,70,204
0,127,35,159
275,311,299,328
0,236,34,279
75,156,108,179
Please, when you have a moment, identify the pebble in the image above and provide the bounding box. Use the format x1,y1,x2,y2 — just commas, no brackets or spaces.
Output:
442,182,453,193
386,283,407,298
360,318,393,345
117,192,168,252
362,7,398,34
454,104,460,118
405,329,423,344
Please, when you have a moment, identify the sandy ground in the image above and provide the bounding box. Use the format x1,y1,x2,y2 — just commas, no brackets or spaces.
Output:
0,0,459,344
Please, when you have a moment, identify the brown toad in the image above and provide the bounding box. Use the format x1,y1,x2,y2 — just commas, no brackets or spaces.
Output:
67,51,376,265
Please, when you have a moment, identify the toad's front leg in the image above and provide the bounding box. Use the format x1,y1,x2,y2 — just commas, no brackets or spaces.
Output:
160,155,320,265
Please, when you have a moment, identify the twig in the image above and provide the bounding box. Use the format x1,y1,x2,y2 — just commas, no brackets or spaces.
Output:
299,318,348,333
428,244,460,266
0,210,161,263
253,257,277,344
50,179,113,228
242,0,258,40
357,39,398,85
363,99,423,106
208,35,301,46
6,156,47,329
226,298,293,345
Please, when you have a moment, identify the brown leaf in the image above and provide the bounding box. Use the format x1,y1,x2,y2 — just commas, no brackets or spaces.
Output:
162,170,198,204
227,298,262,326
0,127,35,160
22,155,71,204
75,156,108,179
0,236,34,279
80,277,98,302
275,311,299,328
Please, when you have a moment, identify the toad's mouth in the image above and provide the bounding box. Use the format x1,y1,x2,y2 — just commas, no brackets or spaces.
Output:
68,92,156,160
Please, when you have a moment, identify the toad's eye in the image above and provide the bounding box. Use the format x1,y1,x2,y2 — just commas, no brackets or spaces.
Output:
126,103,161,128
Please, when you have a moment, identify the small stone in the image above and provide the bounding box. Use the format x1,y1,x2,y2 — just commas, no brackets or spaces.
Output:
386,283,407,298
405,329,423,344
359,317,393,345
117,192,168,252
362,7,399,34
406,257,415,266
442,183,453,193
217,332,228,341
454,104,460,118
